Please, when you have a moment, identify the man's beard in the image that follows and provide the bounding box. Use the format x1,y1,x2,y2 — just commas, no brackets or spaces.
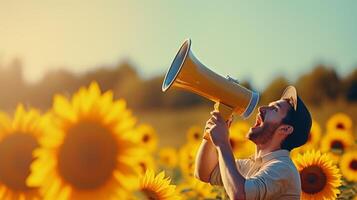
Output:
247,123,279,145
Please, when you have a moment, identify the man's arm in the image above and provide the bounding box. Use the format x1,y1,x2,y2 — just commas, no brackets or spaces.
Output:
208,111,246,200
216,143,246,200
194,111,220,182
194,111,233,182
194,138,218,182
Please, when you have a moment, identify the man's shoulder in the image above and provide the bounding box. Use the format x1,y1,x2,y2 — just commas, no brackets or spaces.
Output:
244,156,302,199
264,156,299,178
266,156,302,195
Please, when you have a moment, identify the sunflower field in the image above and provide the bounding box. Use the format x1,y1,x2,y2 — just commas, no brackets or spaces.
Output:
0,82,356,200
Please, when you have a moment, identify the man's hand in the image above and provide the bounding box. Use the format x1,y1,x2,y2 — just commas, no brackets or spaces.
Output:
205,111,246,200
205,111,232,147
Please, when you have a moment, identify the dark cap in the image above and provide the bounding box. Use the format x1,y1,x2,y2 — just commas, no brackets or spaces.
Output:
280,86,312,150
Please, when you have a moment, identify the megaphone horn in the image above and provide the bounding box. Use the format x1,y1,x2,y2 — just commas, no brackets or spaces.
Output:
162,39,259,137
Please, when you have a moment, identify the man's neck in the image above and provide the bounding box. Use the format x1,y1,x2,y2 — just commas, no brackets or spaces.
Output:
255,142,281,158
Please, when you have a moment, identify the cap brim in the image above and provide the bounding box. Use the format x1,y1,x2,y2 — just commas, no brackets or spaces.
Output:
281,86,298,111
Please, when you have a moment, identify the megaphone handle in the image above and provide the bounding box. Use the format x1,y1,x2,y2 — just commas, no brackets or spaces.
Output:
203,102,233,140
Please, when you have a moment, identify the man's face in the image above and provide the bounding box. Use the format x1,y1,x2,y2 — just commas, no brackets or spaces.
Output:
247,99,292,145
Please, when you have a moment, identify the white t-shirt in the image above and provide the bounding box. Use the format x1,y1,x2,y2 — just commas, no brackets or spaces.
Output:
209,149,301,200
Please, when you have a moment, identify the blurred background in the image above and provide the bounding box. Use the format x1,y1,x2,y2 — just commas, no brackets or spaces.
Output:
1,0,356,147
0,1,357,199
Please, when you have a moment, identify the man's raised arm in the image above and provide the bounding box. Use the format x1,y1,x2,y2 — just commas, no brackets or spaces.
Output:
194,111,233,183
194,137,219,182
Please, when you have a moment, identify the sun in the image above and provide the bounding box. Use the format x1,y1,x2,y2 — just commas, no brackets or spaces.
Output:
27,82,145,199
293,150,341,200
339,150,357,182
137,170,180,200
0,105,49,199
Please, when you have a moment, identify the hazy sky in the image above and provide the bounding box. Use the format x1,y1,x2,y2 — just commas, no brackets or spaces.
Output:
1,0,356,90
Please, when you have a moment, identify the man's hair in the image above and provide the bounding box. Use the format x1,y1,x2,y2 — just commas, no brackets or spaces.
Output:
280,103,309,151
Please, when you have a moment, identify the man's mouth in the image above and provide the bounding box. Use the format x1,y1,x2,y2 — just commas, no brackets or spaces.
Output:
252,113,264,128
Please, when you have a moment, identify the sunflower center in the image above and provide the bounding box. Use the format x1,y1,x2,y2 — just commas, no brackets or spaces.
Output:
141,188,160,200
0,133,38,191
300,165,327,194
336,122,345,130
139,162,147,173
57,121,118,190
349,160,357,171
142,133,150,143
330,140,344,152
193,132,200,140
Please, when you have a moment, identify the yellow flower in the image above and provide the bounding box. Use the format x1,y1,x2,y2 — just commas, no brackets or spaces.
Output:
179,143,199,178
177,177,217,199
291,119,321,156
326,113,352,133
133,154,156,175
0,105,47,199
186,125,202,144
28,82,144,199
293,150,341,200
159,147,178,168
339,150,357,182
304,119,322,148
229,121,255,159
133,124,158,152
137,170,180,200
320,130,354,163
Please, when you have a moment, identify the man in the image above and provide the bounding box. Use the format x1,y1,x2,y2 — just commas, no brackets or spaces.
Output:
194,86,312,200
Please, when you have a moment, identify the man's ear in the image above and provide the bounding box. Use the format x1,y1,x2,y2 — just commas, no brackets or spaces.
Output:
278,124,294,136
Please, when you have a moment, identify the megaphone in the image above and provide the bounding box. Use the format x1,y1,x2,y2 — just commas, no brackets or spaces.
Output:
162,39,259,139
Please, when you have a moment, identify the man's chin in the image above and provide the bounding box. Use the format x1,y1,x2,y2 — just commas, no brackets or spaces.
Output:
249,126,263,134
247,126,263,142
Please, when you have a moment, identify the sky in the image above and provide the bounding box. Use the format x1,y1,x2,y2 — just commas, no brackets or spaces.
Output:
0,0,356,90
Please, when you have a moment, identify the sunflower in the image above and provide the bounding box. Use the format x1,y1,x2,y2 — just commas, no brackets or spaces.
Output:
27,82,145,199
177,177,217,199
133,124,158,153
320,130,354,162
186,125,203,144
291,119,321,156
293,150,341,200
229,121,255,159
326,113,353,133
159,147,178,168
137,170,180,200
133,153,156,175
339,150,357,182
179,143,199,178
0,105,48,199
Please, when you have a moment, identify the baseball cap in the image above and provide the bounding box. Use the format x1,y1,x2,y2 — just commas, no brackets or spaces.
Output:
280,86,312,150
